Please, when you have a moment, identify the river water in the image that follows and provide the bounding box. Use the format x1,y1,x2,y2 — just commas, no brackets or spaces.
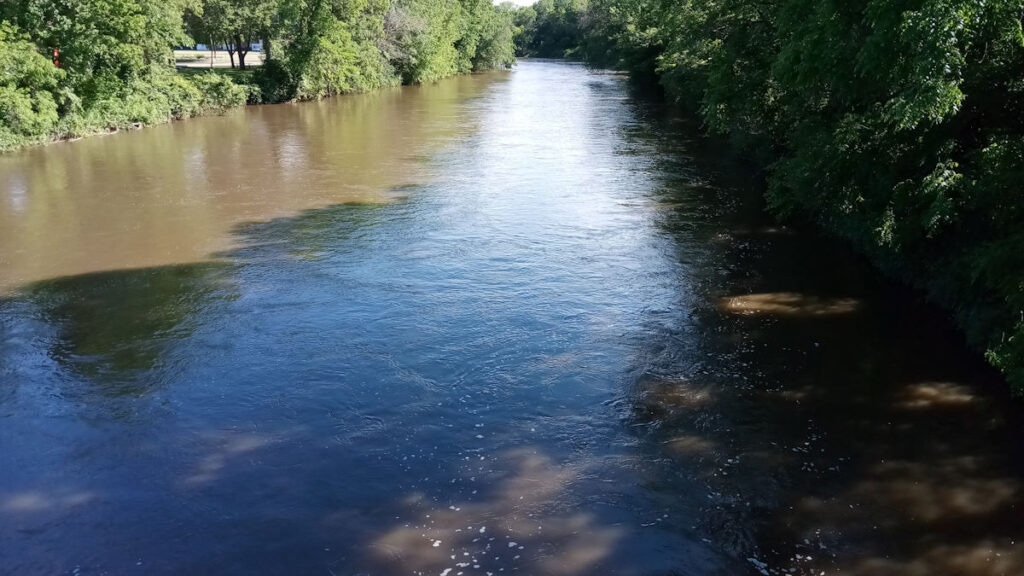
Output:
1,61,1022,576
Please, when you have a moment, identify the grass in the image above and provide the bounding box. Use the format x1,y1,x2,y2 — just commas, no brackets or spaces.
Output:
177,67,258,85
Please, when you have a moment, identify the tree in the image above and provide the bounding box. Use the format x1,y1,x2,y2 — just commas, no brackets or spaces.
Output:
188,0,278,69
0,22,64,146
1,0,196,101
521,0,1024,390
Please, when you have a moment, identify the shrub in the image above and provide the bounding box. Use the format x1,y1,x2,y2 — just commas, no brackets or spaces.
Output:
188,71,251,111
0,22,64,146
253,58,297,103
156,72,205,119
291,20,363,99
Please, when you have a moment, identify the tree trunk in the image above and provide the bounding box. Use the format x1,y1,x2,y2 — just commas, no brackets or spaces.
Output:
235,35,248,70
264,36,272,61
227,44,236,68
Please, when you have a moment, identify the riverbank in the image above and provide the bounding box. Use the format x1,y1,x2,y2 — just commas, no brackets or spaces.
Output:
509,0,1024,393
0,69,250,155
0,0,517,155
2,61,1022,576
0,70,497,292
0,61,505,155
0,62,519,155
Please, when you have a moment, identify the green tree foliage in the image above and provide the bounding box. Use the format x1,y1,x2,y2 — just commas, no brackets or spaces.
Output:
510,4,536,56
527,0,1024,391
512,0,586,58
279,0,393,98
380,0,461,84
472,1,516,71
213,0,515,99
0,0,249,150
186,0,277,69
1,0,196,102
0,0,515,151
0,23,64,148
457,0,516,73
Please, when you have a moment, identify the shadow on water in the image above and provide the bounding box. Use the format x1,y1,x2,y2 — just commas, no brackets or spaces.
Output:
1,62,1023,576
0,199,398,406
613,100,1024,576
2,181,1022,576
2,196,733,575
1,264,236,396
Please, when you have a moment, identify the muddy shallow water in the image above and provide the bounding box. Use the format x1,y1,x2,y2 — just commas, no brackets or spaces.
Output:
1,60,1022,576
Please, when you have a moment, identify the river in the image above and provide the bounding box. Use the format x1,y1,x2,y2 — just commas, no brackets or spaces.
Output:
1,60,1022,576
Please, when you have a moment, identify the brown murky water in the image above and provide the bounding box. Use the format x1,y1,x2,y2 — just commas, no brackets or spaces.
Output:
1,61,1022,576
0,76,484,291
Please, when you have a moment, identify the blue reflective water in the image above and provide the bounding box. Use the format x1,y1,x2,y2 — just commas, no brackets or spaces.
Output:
2,61,1023,576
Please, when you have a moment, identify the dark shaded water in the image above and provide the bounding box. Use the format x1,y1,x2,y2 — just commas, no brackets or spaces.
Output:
1,61,1022,576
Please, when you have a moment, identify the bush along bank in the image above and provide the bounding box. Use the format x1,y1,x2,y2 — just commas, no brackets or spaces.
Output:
513,0,1024,393
0,0,516,153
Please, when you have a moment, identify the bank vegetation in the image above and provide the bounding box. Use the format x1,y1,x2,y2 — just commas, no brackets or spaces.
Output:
0,0,516,153
514,0,1024,393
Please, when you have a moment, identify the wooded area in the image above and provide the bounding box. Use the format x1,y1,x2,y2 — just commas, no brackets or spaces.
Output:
514,0,1024,392
0,0,516,152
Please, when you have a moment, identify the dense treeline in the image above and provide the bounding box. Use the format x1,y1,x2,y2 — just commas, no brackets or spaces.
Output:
0,0,515,152
511,0,585,58
517,0,1024,392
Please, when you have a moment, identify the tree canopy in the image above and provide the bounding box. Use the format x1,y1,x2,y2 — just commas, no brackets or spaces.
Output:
516,0,1024,392
0,0,516,151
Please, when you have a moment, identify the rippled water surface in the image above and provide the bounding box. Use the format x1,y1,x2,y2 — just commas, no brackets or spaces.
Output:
2,61,1023,576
